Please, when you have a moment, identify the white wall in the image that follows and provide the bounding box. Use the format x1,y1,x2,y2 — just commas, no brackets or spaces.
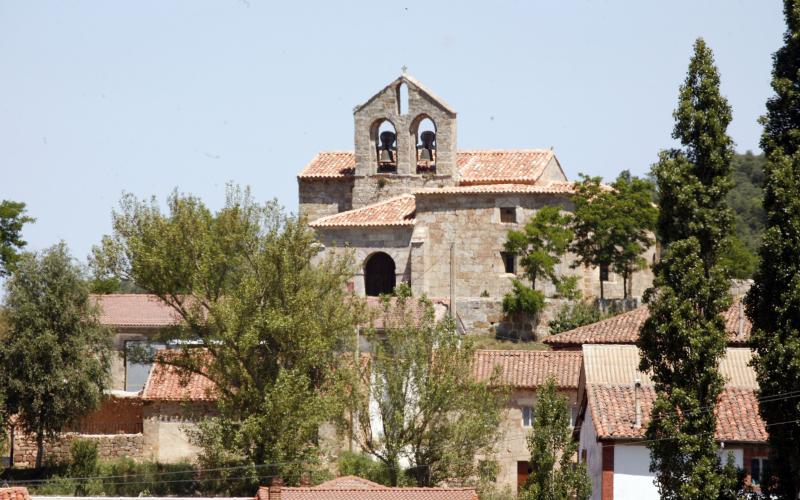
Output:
578,409,603,500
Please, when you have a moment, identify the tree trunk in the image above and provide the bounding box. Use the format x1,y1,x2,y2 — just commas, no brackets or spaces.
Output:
35,431,44,470
622,270,629,300
387,460,399,486
599,277,606,313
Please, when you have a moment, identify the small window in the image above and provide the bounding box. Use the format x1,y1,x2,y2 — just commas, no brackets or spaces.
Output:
501,252,516,274
599,263,609,282
124,340,165,392
500,207,517,223
750,457,769,486
522,406,534,427
570,405,577,428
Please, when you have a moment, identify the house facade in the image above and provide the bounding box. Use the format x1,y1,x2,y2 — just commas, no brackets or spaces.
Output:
299,74,655,339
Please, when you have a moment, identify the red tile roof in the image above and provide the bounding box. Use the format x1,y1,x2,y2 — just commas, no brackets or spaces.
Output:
588,384,767,443
415,182,574,195
298,150,556,186
141,350,217,401
310,195,416,228
473,350,582,389
256,476,478,500
0,488,31,500
94,294,181,328
544,300,751,348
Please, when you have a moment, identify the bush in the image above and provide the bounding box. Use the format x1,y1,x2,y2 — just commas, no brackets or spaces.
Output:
548,301,607,335
70,439,98,496
337,451,401,486
502,280,544,317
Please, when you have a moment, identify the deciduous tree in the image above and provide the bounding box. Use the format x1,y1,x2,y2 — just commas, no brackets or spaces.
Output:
1,243,111,469
519,377,590,500
91,186,361,485
344,285,506,487
745,1,800,496
0,200,34,277
636,39,738,499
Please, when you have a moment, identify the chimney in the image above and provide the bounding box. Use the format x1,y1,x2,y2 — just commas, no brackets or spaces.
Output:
634,378,642,429
269,477,282,500
299,473,311,487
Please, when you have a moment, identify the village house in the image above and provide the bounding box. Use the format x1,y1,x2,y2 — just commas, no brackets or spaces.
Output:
298,74,655,339
575,344,768,500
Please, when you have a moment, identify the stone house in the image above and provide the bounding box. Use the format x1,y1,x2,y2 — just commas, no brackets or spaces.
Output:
576,345,768,500
472,350,582,494
299,74,655,339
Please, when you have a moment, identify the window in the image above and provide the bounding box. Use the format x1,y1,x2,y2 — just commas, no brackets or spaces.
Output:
599,263,609,282
750,457,770,486
517,461,532,491
570,405,577,428
501,252,516,274
500,207,517,223
522,406,534,427
124,340,165,392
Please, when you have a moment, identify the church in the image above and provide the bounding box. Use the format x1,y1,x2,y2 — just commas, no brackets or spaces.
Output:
298,74,655,338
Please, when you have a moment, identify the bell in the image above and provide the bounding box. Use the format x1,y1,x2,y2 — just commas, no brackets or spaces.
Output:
418,130,436,163
380,149,394,163
419,148,432,161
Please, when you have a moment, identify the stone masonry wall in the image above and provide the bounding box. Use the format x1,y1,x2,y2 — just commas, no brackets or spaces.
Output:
456,297,571,340
298,178,354,223
12,432,144,467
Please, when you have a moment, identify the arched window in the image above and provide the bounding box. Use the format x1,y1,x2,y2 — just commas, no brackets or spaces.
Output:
412,116,436,174
365,252,396,296
374,119,397,173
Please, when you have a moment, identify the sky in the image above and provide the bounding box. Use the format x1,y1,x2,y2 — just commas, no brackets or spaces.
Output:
0,1,787,266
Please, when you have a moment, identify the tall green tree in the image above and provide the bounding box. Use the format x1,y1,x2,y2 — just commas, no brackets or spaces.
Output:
344,285,506,487
0,200,35,276
518,377,590,500
571,171,656,301
502,206,573,317
745,1,800,496
636,39,738,499
1,243,112,469
91,186,361,485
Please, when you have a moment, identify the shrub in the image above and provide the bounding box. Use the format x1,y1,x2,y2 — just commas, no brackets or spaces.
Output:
548,301,607,335
69,439,98,496
502,280,544,317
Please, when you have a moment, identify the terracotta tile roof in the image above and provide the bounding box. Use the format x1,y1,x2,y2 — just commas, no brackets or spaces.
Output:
415,182,574,195
256,475,478,500
298,152,356,179
298,150,556,185
457,150,554,185
588,384,767,443
544,300,751,348
310,195,416,228
142,350,217,401
0,488,31,500
582,345,757,389
94,294,181,328
473,350,582,389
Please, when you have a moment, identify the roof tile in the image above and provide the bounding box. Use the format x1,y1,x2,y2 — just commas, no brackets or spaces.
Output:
0,488,31,500
310,195,416,228
141,350,217,401
94,294,180,327
256,475,478,500
473,350,582,389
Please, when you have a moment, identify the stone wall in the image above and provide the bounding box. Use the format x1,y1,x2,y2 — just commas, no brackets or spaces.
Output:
142,401,217,464
12,432,144,467
456,297,571,340
298,178,354,223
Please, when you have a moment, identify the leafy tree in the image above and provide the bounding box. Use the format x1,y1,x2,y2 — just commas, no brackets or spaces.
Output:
91,186,361,485
502,206,572,317
636,39,738,499
728,152,766,254
1,243,112,469
745,1,800,496
0,200,35,276
518,377,590,500
344,285,506,487
571,171,656,301
547,301,608,335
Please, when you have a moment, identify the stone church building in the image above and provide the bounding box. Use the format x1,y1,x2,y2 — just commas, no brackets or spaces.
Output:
299,74,654,338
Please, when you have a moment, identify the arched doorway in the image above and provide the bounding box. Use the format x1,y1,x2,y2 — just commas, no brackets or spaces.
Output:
365,252,396,296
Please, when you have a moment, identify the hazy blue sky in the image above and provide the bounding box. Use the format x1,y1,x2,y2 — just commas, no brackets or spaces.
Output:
0,1,786,265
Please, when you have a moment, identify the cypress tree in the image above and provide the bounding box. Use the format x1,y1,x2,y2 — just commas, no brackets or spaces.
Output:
637,39,738,499
745,1,800,496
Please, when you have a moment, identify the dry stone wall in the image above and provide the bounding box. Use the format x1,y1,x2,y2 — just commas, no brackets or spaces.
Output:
12,432,144,467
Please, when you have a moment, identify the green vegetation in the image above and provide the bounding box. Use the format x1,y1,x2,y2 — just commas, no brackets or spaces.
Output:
745,0,800,496
1,243,112,469
571,171,656,300
636,39,739,498
518,378,590,500
502,206,572,317
343,284,507,487
548,301,608,335
91,185,361,485
0,200,34,277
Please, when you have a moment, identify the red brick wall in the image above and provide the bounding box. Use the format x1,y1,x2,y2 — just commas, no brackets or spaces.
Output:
65,395,143,434
601,441,614,500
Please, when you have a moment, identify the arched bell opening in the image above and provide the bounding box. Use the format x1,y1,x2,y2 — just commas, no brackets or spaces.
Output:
364,252,397,296
372,119,398,174
411,115,437,174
